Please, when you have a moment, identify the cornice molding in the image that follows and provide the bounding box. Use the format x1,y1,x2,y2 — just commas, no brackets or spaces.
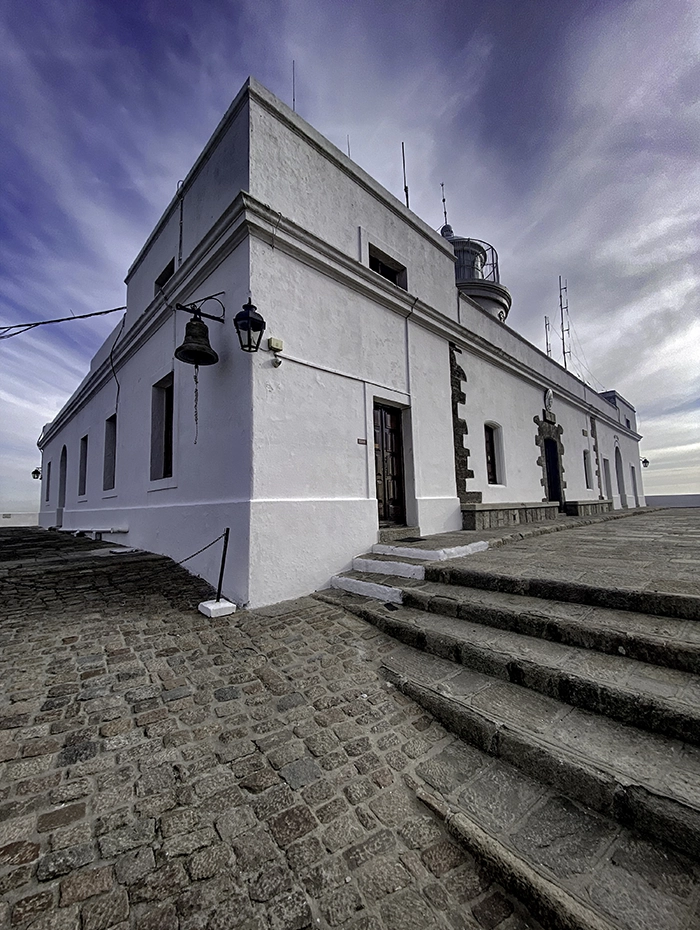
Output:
40,191,639,446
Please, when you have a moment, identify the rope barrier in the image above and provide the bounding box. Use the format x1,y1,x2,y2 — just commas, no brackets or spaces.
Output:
176,531,226,566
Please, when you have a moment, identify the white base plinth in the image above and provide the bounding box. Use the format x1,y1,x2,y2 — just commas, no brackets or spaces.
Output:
198,599,236,618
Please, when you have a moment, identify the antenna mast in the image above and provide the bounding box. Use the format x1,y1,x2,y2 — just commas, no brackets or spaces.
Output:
292,60,296,112
441,183,448,226
347,135,351,157
544,316,552,357
559,276,571,370
401,143,409,208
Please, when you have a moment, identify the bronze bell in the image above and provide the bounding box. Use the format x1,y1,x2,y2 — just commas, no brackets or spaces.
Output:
175,315,219,366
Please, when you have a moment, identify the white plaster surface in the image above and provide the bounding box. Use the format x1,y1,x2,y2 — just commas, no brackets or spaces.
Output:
36,78,647,609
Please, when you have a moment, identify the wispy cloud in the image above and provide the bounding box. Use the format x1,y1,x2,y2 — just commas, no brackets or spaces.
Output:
1,0,698,511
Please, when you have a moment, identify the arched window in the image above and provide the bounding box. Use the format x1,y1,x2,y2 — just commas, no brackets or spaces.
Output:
614,445,627,509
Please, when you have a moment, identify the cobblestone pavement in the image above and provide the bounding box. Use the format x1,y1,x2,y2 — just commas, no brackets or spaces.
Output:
0,530,539,930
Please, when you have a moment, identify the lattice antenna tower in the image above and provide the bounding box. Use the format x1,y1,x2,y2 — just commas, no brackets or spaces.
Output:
559,276,571,370
441,183,448,226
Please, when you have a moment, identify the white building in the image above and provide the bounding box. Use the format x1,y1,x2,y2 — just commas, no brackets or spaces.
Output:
37,78,645,608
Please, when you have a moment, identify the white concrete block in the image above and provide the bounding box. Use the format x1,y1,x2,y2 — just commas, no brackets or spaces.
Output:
198,599,236,618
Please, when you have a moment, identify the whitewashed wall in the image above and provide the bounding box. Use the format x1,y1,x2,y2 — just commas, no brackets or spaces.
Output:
245,228,462,607
124,93,250,332
40,241,255,605
248,81,457,320
37,77,646,612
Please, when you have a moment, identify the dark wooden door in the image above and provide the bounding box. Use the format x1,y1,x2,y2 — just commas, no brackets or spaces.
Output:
544,438,563,508
374,404,406,525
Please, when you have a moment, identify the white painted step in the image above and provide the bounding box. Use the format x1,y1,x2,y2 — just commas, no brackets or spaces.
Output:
330,573,402,603
372,540,489,561
352,557,425,580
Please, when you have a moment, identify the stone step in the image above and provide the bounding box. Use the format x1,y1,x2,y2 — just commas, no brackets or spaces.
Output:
352,552,428,580
410,742,700,930
322,585,700,746
354,622,700,866
425,563,700,622
396,579,700,676
341,565,700,675
377,525,421,543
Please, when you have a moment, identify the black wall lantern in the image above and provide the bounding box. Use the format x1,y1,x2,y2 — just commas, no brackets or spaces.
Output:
641,457,650,468
234,300,266,353
31,467,42,480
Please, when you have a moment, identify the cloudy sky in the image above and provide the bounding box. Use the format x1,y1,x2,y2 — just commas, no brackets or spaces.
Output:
1,0,698,511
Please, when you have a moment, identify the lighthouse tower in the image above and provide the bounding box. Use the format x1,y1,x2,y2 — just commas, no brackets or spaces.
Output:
440,224,512,322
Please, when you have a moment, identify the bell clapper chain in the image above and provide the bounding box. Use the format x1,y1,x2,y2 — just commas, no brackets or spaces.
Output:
193,364,199,445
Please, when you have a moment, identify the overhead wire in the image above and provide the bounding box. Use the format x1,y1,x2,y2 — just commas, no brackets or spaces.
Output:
0,306,126,340
109,313,128,413
546,316,606,391
570,322,607,391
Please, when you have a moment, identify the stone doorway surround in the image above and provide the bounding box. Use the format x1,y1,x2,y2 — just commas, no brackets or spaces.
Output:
534,408,566,508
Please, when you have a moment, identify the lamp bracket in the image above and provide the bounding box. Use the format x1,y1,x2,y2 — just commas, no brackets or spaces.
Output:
174,292,226,323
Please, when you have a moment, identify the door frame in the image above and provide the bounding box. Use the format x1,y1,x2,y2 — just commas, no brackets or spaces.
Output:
374,402,407,526
543,436,564,508
366,390,416,529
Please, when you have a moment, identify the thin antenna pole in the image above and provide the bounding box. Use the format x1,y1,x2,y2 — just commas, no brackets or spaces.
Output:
401,142,409,209
292,60,296,112
441,182,448,226
347,135,351,157
559,276,570,370
544,316,551,357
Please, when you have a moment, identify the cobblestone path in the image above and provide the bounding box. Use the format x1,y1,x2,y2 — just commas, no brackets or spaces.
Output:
0,530,538,930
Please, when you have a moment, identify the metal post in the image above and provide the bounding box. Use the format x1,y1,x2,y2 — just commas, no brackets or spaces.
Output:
215,528,230,602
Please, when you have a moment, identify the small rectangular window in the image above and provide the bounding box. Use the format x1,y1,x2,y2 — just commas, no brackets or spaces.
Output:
103,414,117,491
368,245,407,290
625,417,631,429
151,373,174,481
154,258,175,297
583,450,593,489
484,425,499,485
78,435,88,496
45,461,51,502
603,458,612,499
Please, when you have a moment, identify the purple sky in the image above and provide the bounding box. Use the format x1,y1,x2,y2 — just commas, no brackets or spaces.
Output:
1,0,698,511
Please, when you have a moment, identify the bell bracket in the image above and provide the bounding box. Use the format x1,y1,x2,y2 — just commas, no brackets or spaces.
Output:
174,292,226,323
